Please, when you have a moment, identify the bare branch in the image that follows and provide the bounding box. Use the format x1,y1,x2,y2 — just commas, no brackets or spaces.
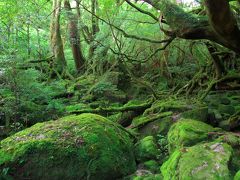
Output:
125,0,159,22
79,3,173,44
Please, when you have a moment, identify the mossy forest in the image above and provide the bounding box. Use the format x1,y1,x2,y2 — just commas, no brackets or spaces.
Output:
1,0,240,179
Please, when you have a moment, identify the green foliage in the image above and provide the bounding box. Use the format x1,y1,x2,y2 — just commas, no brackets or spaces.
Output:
0,67,66,128
90,81,118,96
156,134,169,162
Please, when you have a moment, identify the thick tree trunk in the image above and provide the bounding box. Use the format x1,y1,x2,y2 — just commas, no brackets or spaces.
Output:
204,0,240,53
64,0,85,72
50,0,66,74
141,0,240,53
89,0,100,59
26,16,31,58
206,43,225,79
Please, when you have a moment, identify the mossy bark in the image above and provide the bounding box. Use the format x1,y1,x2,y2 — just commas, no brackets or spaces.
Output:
50,0,66,74
142,0,240,53
64,0,85,73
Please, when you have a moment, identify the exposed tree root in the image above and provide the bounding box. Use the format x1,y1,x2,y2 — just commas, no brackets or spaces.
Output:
200,74,240,100
176,68,207,96
132,111,173,129
71,102,152,114
228,110,240,130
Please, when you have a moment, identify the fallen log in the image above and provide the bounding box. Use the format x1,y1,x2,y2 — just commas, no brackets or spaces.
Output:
70,101,153,115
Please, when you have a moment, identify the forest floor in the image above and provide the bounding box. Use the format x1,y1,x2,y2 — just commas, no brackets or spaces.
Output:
1,72,240,179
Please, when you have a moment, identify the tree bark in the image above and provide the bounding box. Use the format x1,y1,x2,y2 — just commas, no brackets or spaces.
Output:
64,0,85,72
206,43,225,79
141,0,240,53
50,0,66,74
89,0,100,59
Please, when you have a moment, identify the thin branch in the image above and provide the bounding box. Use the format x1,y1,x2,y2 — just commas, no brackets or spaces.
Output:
140,37,175,63
79,3,172,44
125,0,159,22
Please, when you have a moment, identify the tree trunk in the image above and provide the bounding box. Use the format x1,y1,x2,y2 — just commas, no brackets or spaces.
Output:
89,0,100,59
141,0,240,53
27,18,31,58
206,43,225,79
50,0,66,74
64,0,85,73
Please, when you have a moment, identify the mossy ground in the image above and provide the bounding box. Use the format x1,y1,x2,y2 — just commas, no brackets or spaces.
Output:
167,119,217,153
1,96,240,179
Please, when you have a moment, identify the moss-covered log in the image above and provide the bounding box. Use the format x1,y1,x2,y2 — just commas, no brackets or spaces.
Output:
70,101,153,115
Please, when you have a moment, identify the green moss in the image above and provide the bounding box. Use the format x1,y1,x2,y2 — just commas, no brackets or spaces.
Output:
135,136,160,162
143,160,159,173
181,107,208,122
234,171,240,180
232,150,240,174
217,133,240,172
217,133,240,147
161,142,233,180
0,113,136,179
167,119,216,153
143,99,189,115
65,103,90,112
107,112,123,123
0,151,11,165
124,99,148,107
137,116,173,138
157,0,209,33
132,174,163,180
132,112,172,128
218,105,236,115
160,150,182,180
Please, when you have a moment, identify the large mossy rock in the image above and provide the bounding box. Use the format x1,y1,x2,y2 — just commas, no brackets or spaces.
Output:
217,133,240,172
0,113,136,179
161,142,233,180
167,119,216,153
135,136,160,162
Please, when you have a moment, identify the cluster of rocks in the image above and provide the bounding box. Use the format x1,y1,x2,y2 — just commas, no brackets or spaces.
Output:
1,93,240,179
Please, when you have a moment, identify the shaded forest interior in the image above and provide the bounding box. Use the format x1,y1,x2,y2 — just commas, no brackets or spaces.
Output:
0,0,240,179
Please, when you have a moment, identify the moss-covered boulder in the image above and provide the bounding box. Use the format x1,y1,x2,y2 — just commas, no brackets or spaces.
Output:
0,113,136,179
217,133,240,172
161,142,233,180
135,136,160,162
167,119,216,153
